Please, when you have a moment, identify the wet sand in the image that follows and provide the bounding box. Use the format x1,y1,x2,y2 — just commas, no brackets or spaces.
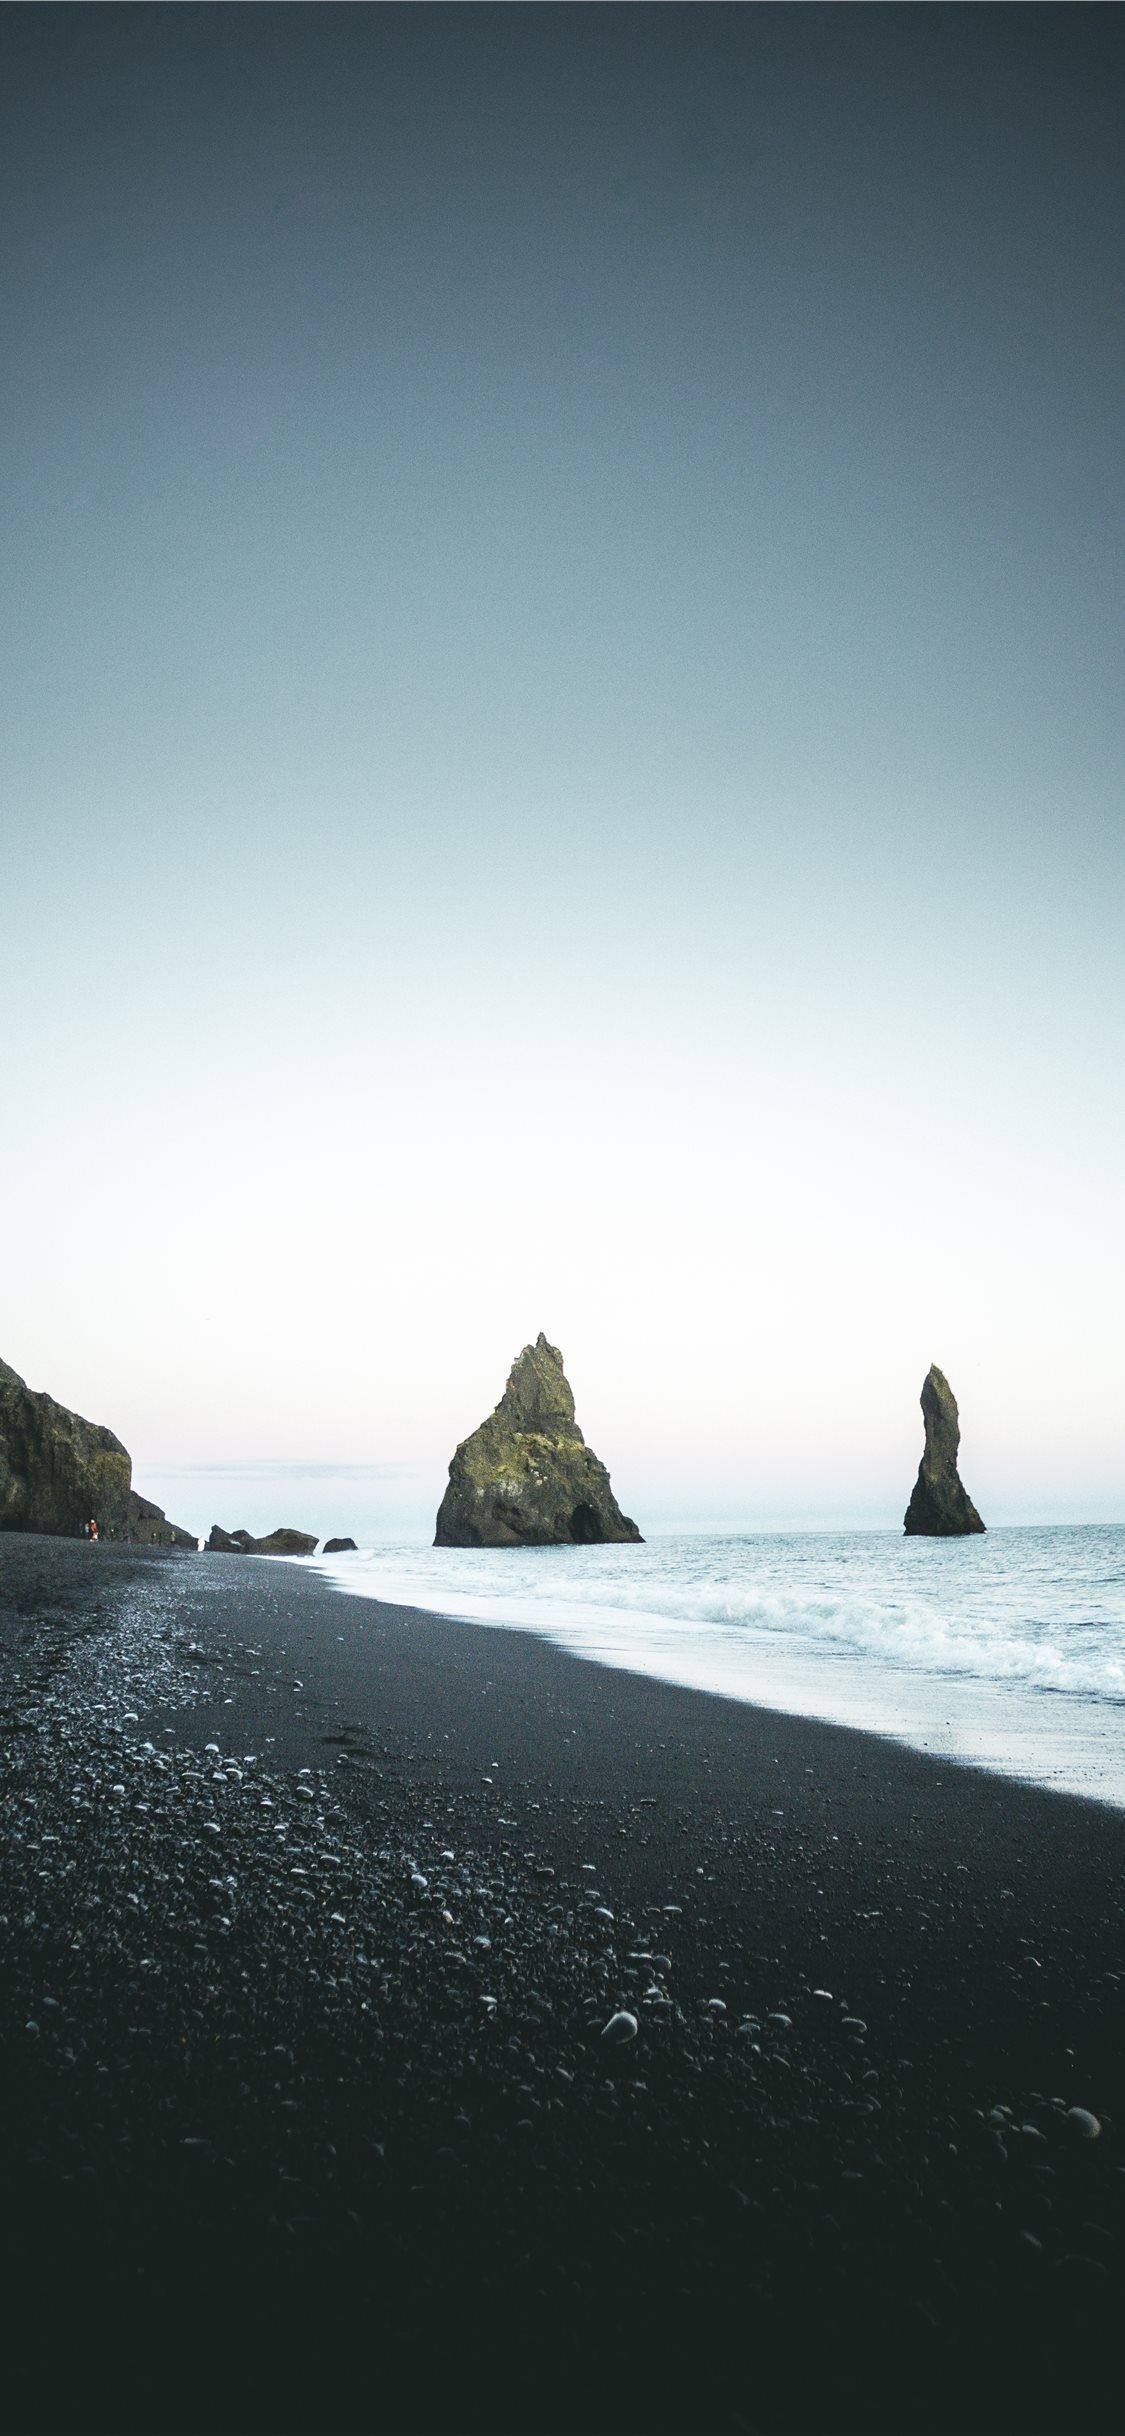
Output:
2,1535,1124,2435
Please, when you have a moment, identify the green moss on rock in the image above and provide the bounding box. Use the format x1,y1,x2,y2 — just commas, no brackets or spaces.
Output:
435,1334,643,1548
0,1357,193,1544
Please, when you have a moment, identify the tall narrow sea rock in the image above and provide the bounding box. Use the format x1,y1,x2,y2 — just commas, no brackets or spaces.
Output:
903,1365,986,1537
0,1355,194,1544
435,1333,643,1548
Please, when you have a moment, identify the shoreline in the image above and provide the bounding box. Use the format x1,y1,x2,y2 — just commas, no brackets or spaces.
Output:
3,1536,1124,2434
307,1525,1125,1811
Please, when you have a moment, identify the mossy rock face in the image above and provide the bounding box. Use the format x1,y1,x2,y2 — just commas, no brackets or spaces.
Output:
0,1358,194,1544
435,1334,643,1549
0,1372,130,1536
903,1365,986,1536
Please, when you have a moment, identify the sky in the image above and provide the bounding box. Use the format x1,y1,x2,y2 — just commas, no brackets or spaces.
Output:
2,5,1123,1541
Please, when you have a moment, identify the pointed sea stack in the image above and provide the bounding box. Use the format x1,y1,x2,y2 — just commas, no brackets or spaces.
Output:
903,1365,986,1536
435,1333,643,1548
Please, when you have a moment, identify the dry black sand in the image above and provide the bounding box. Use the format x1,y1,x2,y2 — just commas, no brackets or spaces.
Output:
2,1536,1124,2436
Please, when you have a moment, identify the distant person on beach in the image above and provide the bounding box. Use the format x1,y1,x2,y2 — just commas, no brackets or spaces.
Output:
87,1518,98,1543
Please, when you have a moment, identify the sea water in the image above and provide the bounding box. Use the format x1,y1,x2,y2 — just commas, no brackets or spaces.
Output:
315,1526,1125,1808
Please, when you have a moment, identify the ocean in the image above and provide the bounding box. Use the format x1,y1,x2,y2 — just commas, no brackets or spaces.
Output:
316,1525,1125,1808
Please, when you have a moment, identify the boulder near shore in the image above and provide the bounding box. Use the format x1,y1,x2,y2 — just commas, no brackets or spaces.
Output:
435,1332,642,1548
206,1525,318,1557
0,1354,193,1544
903,1363,986,1536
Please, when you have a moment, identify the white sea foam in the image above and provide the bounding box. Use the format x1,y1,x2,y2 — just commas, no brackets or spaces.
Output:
315,1526,1125,1807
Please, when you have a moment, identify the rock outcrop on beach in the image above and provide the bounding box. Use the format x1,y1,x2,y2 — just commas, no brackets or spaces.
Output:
206,1524,318,1557
0,1356,193,1544
435,1333,642,1548
323,1536,357,1554
903,1365,986,1536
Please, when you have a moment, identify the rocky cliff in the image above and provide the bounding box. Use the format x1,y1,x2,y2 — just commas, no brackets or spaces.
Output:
434,1333,643,1548
0,1357,194,1544
125,1490,197,1548
903,1365,986,1537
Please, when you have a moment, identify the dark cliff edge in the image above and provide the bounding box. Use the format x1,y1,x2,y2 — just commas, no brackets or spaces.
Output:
0,1356,194,1545
904,1363,986,1537
435,1332,643,1548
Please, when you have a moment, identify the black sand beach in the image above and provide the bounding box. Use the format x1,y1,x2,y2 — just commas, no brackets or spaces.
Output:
3,1537,1124,2436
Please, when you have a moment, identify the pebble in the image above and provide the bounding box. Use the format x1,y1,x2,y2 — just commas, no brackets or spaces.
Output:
601,2011,638,2044
6,1530,1124,2435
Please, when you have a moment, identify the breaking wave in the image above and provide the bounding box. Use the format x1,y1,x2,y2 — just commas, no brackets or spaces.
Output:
316,1526,1125,1804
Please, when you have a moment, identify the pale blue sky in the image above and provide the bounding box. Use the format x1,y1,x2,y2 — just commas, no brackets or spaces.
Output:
2,7,1122,1537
